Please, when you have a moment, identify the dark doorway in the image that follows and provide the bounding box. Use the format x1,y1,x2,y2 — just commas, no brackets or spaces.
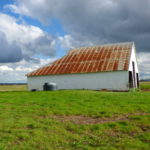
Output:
129,71,133,88
136,73,139,88
132,61,136,88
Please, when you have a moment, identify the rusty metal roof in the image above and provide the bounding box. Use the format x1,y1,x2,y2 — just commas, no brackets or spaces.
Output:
27,42,133,77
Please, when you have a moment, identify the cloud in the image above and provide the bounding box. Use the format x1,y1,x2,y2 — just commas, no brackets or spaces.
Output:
58,35,94,49
137,52,150,79
3,0,150,79
7,0,150,52
0,13,56,63
0,58,57,83
0,65,13,71
0,31,23,62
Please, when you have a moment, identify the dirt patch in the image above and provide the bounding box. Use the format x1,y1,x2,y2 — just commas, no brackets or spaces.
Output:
52,112,149,124
141,89,150,92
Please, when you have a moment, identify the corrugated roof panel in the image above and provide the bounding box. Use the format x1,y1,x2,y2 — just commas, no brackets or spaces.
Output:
54,64,60,74
123,44,127,48
78,51,84,62
50,65,57,74
62,63,69,74
46,65,55,75
96,47,103,60
101,49,108,59
90,62,95,73
102,60,108,71
81,62,88,73
65,55,72,64
61,55,69,64
72,62,80,73
54,56,65,65
68,54,75,63
68,63,74,74
35,67,44,76
68,63,74,73
113,60,119,71
79,62,86,73
116,51,122,59
34,67,45,76
84,62,90,73
118,60,124,70
110,51,116,58
86,62,92,73
29,69,38,76
43,66,51,75
59,64,68,74
38,66,48,76
107,60,115,71
76,62,82,73
27,42,133,77
92,51,99,60
70,63,76,73
82,48,89,62
113,46,118,51
88,49,95,61
106,50,112,59
124,59,129,70
94,61,100,72
120,51,127,59
118,45,122,50
97,60,103,71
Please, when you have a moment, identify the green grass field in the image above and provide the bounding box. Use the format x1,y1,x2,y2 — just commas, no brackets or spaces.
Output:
0,86,150,150
140,82,150,90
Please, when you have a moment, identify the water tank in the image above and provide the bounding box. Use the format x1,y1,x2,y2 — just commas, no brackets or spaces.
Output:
43,82,57,91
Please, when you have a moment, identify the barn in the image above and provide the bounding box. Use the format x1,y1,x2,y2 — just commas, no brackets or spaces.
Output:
26,42,139,91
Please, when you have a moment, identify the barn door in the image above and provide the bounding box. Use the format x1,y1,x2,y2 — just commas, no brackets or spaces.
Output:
136,73,139,88
129,71,133,88
129,61,138,89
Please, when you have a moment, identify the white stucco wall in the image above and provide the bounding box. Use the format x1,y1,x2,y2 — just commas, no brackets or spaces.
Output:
27,71,129,91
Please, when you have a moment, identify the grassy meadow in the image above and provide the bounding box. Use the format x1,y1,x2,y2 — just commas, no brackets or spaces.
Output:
140,82,150,90
0,83,149,149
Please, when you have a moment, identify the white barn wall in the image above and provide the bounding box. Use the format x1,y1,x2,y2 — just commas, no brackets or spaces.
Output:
128,45,139,87
27,71,129,91
129,46,139,73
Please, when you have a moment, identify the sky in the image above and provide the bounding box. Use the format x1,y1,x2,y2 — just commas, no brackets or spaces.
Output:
0,0,150,83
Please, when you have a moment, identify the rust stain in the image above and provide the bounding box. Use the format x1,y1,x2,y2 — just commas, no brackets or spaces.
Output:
46,65,55,75
27,42,134,76
98,60,104,71
113,60,119,71
51,65,58,75
107,60,114,71
81,62,87,73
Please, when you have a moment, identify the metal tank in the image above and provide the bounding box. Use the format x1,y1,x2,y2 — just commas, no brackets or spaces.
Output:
43,82,57,91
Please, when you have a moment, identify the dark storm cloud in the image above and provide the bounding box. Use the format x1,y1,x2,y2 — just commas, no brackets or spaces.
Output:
8,0,150,52
0,31,23,62
0,29,56,63
23,34,56,57
0,13,56,63
56,0,150,52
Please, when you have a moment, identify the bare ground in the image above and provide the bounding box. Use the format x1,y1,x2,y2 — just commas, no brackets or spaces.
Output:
52,112,149,124
141,89,150,92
